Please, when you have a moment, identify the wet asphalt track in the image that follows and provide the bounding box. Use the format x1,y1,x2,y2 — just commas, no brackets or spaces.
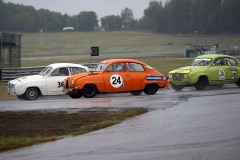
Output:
0,84,240,160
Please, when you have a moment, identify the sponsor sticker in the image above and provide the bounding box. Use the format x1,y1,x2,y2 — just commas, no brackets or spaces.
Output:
232,71,236,79
147,74,162,81
219,69,225,80
230,68,237,71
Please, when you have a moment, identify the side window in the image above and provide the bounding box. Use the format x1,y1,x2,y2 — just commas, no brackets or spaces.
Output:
70,67,86,75
107,63,126,72
51,68,69,76
226,58,237,66
127,63,144,72
214,58,225,66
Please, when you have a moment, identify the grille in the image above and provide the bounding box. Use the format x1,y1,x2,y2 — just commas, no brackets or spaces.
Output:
172,73,184,81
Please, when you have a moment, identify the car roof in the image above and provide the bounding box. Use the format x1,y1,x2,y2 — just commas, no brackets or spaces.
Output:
47,63,89,70
100,59,145,65
196,54,235,59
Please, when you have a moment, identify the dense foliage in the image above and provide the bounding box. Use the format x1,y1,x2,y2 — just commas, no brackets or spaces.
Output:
0,0,239,34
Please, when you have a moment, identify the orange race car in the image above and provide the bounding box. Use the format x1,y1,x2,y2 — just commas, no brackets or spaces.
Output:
63,59,168,98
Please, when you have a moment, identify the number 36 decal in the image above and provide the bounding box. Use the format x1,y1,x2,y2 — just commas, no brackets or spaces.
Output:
57,81,64,88
110,74,123,88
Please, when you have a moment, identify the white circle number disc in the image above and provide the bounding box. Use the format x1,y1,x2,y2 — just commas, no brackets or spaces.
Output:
110,74,123,88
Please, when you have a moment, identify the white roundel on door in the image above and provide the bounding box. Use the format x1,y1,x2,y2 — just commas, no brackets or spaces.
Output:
110,74,123,88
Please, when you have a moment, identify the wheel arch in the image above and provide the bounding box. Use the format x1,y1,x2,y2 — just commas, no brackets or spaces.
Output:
83,83,99,93
26,86,43,96
198,75,209,84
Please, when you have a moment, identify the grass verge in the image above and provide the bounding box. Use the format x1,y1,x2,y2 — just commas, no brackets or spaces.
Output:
0,108,148,152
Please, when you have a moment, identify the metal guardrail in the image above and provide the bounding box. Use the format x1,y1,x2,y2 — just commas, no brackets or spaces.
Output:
222,50,240,55
0,66,45,83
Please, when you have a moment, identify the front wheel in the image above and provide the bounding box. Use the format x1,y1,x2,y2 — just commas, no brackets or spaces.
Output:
143,84,159,95
82,84,97,98
194,77,208,90
171,84,184,91
24,87,40,100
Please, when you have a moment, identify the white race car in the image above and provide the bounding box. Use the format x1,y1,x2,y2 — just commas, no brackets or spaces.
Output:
7,63,89,100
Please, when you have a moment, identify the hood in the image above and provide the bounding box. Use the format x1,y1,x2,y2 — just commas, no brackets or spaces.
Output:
69,72,100,81
170,66,203,74
9,75,43,84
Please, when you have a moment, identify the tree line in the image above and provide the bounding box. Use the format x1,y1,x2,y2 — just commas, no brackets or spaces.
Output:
0,0,239,34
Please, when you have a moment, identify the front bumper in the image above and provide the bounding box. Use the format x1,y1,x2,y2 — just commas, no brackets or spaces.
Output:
169,79,190,86
62,88,78,94
7,82,17,96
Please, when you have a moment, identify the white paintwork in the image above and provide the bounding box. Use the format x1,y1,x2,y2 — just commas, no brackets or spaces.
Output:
7,63,89,98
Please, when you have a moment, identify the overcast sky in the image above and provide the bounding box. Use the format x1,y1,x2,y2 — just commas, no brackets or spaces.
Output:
4,0,166,20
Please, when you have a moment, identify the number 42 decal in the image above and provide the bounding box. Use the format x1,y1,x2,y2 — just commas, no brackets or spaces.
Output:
110,74,123,88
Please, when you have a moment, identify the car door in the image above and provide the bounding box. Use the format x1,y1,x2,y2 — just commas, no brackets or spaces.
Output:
103,63,132,92
225,57,239,82
126,62,146,90
210,57,231,84
46,67,70,95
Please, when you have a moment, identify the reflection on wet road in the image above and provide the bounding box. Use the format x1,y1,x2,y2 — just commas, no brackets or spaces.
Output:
1,84,240,160
0,84,240,111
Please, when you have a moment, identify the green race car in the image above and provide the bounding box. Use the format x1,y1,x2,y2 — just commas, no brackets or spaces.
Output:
168,54,240,91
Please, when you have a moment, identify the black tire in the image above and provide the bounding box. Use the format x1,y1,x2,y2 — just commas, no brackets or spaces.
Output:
236,79,240,87
82,84,97,98
69,91,82,99
171,84,184,91
143,84,159,95
130,90,143,96
194,77,208,90
24,87,40,100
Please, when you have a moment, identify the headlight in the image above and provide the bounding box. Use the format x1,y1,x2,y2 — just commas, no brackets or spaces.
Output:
168,74,172,79
183,74,188,79
71,80,74,85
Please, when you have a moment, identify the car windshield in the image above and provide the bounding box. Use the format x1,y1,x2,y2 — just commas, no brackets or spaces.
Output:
190,58,212,66
92,63,108,72
39,67,53,76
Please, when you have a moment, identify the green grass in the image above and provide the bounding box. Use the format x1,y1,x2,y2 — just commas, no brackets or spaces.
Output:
0,136,58,152
1,31,239,99
21,31,239,56
0,83,17,100
0,108,147,152
71,109,147,136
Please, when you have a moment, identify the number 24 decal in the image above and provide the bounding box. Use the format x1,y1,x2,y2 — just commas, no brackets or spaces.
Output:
112,76,121,84
110,74,123,88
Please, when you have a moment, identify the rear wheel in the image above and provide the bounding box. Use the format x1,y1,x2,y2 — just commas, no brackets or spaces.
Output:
171,84,184,91
143,84,159,95
82,84,97,98
130,90,143,96
194,77,208,90
24,87,40,100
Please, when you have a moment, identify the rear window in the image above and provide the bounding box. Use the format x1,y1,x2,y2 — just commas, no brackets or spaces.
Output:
127,63,144,71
